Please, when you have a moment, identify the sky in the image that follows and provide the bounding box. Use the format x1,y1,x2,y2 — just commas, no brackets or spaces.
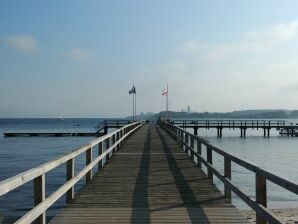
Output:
1,1,298,117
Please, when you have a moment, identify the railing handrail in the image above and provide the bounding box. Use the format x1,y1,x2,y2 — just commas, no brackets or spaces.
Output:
171,119,286,125
161,120,298,224
0,121,143,197
171,124,298,193
0,121,144,224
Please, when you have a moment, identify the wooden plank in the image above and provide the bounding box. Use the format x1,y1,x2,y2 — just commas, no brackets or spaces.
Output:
86,148,92,183
0,121,143,197
207,146,213,181
33,175,45,224
256,174,267,224
173,124,298,195
66,159,74,203
224,157,232,201
98,142,103,169
50,124,249,224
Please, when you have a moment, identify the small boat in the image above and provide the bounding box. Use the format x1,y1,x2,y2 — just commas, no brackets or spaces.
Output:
58,113,64,121
279,127,297,136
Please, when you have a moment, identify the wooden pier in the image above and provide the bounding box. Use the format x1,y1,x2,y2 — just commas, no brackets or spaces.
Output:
0,120,297,224
3,119,156,137
49,124,248,224
3,132,101,137
170,119,296,138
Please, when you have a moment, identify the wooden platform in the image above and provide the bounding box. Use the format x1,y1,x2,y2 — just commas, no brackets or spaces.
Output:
3,132,101,137
50,124,249,224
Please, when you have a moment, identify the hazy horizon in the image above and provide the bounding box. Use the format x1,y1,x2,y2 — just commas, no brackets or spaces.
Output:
1,1,298,118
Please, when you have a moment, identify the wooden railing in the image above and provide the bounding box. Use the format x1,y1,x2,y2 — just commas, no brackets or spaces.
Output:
171,119,287,128
0,121,144,224
161,121,298,224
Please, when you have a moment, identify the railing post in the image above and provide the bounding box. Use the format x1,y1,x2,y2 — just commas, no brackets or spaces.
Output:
256,174,267,224
207,146,213,181
33,174,46,224
116,132,120,150
190,136,194,162
185,133,189,155
66,158,74,203
98,142,103,168
112,134,116,153
122,129,125,143
180,131,183,148
86,147,92,183
196,140,202,168
106,138,110,161
224,157,231,201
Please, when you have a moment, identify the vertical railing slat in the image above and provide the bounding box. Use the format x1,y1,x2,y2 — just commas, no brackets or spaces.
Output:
207,146,213,181
33,174,46,224
66,159,74,203
86,147,92,183
190,136,194,162
224,157,231,201
256,174,267,224
98,142,103,169
197,140,202,168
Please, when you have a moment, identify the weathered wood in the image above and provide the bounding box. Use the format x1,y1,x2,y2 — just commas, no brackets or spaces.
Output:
196,140,202,168
0,122,143,197
224,157,232,201
66,159,74,203
3,132,102,137
105,138,110,162
256,174,267,224
33,174,45,224
112,134,116,153
190,136,194,162
15,148,112,224
86,148,92,183
0,122,142,224
50,125,249,224
163,122,288,224
185,133,189,155
207,146,213,181
98,142,103,169
116,132,120,150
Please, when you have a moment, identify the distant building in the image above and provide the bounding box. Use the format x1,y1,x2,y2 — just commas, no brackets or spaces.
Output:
187,106,191,113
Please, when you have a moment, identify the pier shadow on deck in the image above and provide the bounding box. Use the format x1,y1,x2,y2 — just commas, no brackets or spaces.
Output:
49,124,249,224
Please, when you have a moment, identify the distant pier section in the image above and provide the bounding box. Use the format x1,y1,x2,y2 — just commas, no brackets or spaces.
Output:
3,119,298,138
170,119,298,137
3,119,156,137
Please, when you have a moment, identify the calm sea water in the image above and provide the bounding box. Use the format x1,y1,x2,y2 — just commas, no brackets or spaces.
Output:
0,118,298,221
190,119,298,209
0,118,105,221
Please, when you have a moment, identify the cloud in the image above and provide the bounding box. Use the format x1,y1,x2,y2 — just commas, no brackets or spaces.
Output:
208,21,298,61
144,20,298,111
179,21,298,63
1,35,39,53
67,48,94,61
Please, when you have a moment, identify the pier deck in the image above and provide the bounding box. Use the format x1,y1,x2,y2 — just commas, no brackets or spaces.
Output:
50,124,249,224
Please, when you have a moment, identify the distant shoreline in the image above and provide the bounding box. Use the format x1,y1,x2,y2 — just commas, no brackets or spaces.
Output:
153,109,298,119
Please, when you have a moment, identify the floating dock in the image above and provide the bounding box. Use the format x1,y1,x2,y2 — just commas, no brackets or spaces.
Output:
3,132,101,137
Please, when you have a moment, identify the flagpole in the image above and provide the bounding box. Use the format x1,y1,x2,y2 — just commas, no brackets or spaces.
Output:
132,93,134,121
135,92,137,120
166,84,168,119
